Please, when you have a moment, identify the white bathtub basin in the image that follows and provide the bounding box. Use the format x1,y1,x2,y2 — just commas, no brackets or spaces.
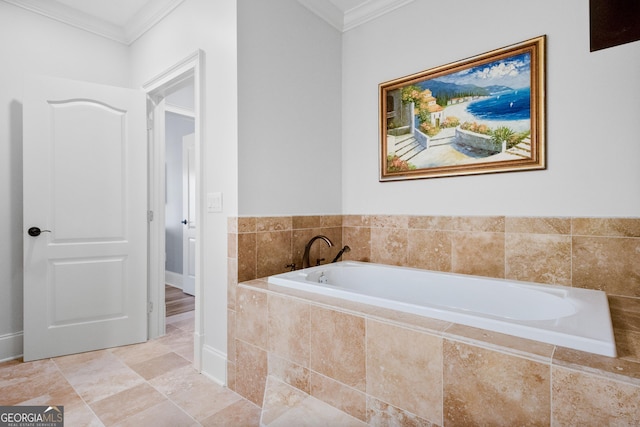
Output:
268,261,617,357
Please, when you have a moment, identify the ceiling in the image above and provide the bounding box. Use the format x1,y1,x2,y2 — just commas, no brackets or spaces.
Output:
3,0,415,44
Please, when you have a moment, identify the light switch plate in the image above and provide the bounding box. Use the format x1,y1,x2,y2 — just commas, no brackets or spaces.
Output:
207,192,222,213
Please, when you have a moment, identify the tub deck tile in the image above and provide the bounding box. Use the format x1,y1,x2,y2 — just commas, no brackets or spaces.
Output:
553,346,640,387
444,323,555,363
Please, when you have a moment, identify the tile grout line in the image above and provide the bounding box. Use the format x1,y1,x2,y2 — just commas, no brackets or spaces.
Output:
108,313,200,426
51,356,107,426
139,364,202,427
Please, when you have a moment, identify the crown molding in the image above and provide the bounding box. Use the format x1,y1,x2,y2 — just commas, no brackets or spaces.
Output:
343,0,416,32
6,0,414,40
3,0,124,42
297,0,415,32
2,0,184,45
123,0,185,43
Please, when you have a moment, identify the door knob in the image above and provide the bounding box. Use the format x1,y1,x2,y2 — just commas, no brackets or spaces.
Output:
181,219,188,225
28,227,51,237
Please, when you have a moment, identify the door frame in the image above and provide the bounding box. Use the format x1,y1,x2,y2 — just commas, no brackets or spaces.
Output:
143,50,205,371
181,132,196,296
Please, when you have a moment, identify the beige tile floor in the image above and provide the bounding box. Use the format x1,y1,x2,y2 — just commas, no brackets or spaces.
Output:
0,311,261,426
261,376,367,427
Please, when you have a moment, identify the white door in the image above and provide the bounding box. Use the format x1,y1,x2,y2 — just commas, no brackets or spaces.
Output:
182,134,196,296
23,75,148,361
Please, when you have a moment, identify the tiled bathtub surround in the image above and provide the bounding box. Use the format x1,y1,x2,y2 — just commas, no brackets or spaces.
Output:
227,215,640,424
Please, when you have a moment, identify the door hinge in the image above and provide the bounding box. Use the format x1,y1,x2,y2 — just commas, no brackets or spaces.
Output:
148,210,154,222
148,301,153,313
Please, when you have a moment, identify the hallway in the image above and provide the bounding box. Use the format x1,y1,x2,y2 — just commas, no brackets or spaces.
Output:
0,311,260,426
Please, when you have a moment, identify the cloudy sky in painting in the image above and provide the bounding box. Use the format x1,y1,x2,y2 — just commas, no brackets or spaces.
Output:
436,52,531,89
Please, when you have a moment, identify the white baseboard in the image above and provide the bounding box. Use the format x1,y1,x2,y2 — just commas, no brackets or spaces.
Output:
193,330,203,371
0,332,23,362
165,271,183,289
201,344,227,386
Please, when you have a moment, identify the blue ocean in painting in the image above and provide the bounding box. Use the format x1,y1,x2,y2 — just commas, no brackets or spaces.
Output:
467,88,530,121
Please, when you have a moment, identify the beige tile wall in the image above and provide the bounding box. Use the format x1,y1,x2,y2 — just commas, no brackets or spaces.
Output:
227,215,640,423
233,215,343,283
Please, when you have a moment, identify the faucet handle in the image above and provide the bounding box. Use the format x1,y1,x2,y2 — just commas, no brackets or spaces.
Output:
285,263,296,271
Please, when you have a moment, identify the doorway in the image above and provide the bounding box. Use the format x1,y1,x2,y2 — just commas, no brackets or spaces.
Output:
144,50,205,371
164,105,195,296
164,110,195,319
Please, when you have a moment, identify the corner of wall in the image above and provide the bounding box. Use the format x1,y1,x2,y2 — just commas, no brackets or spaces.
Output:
201,343,227,386
0,332,23,363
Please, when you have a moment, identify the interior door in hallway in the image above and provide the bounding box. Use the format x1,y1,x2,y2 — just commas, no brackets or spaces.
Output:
182,133,196,296
23,75,148,361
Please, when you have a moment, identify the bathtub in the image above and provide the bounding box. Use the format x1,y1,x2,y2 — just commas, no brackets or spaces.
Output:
268,261,617,357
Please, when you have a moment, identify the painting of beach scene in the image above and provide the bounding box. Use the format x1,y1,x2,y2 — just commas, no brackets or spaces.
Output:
380,36,546,180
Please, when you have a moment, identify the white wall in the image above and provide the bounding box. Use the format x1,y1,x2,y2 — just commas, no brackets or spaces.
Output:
0,1,130,360
129,0,237,381
342,0,640,216
237,0,343,215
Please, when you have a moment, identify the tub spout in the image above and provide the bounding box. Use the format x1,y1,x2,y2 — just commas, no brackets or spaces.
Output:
331,245,351,263
302,235,333,268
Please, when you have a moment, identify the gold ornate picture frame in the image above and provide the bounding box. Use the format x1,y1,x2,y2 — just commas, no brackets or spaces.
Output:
380,36,546,181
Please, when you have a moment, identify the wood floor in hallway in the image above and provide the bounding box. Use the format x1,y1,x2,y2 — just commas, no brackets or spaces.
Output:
165,284,195,317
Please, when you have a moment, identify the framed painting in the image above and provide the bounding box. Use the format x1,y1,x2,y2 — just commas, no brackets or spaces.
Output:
379,35,546,181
